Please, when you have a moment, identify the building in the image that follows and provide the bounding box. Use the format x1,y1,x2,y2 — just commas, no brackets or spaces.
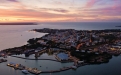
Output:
56,53,69,62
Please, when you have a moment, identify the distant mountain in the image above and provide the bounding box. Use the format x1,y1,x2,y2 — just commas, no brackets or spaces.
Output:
0,22,38,25
115,26,121,27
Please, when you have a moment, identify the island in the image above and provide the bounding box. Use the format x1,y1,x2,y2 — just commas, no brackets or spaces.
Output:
0,28,121,74
0,22,37,25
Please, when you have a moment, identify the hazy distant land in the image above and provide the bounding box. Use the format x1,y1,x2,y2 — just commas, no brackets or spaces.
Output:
0,22,37,25
116,26,121,27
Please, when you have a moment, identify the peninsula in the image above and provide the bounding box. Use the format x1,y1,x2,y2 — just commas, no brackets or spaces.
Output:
0,28,121,74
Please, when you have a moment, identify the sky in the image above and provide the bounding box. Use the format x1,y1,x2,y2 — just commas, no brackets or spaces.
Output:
0,0,121,22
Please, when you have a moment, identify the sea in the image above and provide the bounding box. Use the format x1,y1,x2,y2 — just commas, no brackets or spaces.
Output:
0,22,121,75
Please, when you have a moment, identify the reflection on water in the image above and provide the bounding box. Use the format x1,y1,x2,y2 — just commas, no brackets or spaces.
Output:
13,53,56,60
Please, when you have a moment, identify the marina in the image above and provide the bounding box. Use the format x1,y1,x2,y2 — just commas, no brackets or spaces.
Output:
6,53,84,74
0,55,121,75
1,56,73,74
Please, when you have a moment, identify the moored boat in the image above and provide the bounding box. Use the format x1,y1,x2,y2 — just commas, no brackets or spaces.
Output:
7,62,16,67
22,70,29,74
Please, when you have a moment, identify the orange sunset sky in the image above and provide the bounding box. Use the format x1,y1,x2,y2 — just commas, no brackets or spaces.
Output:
0,0,121,22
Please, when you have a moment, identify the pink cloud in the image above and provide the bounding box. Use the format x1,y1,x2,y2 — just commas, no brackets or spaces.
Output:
7,0,18,2
85,0,99,8
39,8,69,13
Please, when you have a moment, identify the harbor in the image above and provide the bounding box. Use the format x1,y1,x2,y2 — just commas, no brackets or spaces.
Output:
0,56,74,75
6,54,85,74
7,62,75,74
0,55,121,75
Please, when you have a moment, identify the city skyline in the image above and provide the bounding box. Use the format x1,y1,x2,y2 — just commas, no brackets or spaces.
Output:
0,0,121,22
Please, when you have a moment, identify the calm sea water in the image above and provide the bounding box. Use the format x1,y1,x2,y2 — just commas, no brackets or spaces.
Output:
0,22,121,50
0,22,121,75
0,25,46,50
39,22,121,30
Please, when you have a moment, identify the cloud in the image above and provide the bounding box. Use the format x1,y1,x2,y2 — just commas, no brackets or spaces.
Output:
85,0,100,8
39,8,69,13
1,7,121,22
0,0,121,22
90,4,121,16
0,0,18,3
0,8,67,18
7,0,18,2
0,8,100,22
52,0,62,5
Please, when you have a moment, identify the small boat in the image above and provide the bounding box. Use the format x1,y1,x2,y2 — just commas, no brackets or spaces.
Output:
71,66,77,69
22,70,29,74
7,62,16,67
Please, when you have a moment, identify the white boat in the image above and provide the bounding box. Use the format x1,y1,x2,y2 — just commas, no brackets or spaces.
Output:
71,66,77,69
22,70,29,74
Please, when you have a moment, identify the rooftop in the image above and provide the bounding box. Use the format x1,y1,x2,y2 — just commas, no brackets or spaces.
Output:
57,53,68,60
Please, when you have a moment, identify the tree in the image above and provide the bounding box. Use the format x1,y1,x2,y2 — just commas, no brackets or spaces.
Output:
103,34,116,42
27,38,35,44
